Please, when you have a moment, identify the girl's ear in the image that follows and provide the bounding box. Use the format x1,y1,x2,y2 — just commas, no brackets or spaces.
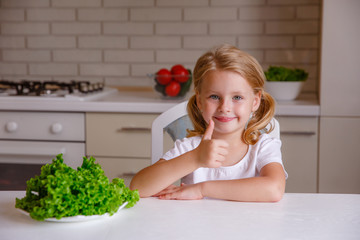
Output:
251,91,262,112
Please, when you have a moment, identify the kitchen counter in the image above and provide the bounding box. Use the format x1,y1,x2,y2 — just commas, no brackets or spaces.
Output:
0,88,320,116
1,191,359,240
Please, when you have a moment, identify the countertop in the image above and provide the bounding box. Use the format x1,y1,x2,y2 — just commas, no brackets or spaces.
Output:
0,88,320,116
1,191,359,240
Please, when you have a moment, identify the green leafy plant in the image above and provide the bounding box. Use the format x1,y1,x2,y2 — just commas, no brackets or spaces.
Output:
15,154,139,221
265,66,308,82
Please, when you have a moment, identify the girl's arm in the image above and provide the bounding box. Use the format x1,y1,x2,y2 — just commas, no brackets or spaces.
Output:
130,120,228,197
129,150,199,197
201,162,286,202
157,162,286,202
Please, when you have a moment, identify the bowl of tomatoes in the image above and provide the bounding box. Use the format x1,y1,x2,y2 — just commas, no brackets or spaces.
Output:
149,64,192,99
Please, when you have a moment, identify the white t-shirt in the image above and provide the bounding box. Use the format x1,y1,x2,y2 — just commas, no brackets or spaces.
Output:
162,134,288,184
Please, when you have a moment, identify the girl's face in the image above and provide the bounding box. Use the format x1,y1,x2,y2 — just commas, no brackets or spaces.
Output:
196,70,261,138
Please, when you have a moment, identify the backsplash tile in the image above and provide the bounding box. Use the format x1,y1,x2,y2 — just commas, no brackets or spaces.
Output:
0,0,321,94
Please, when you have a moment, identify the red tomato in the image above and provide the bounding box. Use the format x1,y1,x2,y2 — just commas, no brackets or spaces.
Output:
173,68,189,83
171,64,186,74
156,68,172,85
165,81,181,97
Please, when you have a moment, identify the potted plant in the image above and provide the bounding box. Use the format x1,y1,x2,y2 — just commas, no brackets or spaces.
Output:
264,66,308,101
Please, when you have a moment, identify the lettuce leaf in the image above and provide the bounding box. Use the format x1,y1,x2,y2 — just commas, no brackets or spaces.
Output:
15,154,139,221
265,66,308,82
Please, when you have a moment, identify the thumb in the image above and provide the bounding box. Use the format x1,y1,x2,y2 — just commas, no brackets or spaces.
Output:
203,119,214,140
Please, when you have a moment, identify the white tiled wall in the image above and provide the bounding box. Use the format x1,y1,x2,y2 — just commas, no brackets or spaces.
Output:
0,0,321,93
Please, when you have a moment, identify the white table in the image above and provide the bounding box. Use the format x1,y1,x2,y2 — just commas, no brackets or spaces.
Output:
1,191,359,240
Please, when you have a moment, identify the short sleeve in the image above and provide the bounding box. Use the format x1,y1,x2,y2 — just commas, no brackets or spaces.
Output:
256,136,288,178
162,136,201,161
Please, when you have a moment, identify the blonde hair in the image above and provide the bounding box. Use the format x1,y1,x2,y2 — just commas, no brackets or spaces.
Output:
187,44,276,145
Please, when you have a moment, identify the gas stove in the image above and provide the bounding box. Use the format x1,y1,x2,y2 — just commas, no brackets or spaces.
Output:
0,80,117,101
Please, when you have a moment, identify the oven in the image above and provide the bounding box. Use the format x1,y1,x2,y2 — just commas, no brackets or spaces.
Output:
0,80,116,190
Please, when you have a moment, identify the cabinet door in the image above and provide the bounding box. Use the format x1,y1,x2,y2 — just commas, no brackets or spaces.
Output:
319,117,360,193
86,113,157,158
95,157,150,187
277,116,318,193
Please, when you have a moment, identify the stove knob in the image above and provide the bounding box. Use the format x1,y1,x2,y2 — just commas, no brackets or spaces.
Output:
51,123,63,134
6,121,18,133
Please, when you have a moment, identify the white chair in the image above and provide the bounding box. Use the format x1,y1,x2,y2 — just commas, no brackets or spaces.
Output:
152,101,190,164
151,100,280,164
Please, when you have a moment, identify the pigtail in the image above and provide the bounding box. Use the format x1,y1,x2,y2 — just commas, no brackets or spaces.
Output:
186,95,207,137
243,91,276,145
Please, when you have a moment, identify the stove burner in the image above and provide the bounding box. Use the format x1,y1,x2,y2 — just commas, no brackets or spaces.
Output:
0,80,104,96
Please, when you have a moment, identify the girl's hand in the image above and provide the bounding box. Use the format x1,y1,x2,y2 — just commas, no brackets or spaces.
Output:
152,184,178,197
196,119,229,168
157,183,203,200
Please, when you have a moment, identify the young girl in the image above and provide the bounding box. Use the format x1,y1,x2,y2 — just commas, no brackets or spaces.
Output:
130,44,287,202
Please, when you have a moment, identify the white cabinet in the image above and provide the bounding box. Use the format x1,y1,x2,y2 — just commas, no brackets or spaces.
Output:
86,113,158,186
319,118,360,193
86,112,174,186
86,113,157,158
277,116,318,193
94,157,150,187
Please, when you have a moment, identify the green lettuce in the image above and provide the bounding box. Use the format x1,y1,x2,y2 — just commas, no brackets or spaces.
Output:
15,154,139,221
265,66,308,82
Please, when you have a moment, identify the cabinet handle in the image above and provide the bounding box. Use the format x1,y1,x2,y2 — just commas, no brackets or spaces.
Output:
5,121,18,132
280,131,316,136
50,123,63,134
119,172,137,178
117,127,151,133
0,146,66,156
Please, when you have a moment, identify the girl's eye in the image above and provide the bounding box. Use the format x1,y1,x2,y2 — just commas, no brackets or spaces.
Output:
233,96,242,101
209,95,220,100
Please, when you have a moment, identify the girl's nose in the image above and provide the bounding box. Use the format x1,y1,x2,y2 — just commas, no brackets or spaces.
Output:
219,99,231,113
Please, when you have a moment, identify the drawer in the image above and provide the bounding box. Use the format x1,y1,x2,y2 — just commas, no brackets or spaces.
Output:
86,113,157,158
276,116,318,136
0,140,85,169
0,111,85,141
94,157,150,187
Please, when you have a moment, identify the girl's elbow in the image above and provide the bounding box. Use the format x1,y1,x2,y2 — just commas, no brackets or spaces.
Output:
129,177,144,194
129,185,150,198
129,181,137,191
136,190,152,198
129,180,153,198
266,181,285,202
269,189,284,202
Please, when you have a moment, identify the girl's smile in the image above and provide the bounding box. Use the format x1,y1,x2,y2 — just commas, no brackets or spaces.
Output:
213,116,237,123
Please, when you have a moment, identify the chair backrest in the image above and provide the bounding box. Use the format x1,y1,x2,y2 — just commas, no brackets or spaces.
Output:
152,101,189,164
151,100,280,164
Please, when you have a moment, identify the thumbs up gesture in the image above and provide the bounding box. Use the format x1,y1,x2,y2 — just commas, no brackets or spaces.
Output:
196,119,229,168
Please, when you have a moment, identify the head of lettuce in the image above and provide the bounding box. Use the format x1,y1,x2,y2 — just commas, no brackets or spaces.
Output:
15,154,139,221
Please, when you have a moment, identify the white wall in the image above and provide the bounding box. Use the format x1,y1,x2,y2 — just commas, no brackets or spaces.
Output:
0,0,321,92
